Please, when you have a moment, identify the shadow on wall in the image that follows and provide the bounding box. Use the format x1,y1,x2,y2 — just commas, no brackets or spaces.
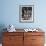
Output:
0,24,7,43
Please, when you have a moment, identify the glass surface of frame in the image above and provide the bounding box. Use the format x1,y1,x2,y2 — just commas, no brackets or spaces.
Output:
19,5,34,23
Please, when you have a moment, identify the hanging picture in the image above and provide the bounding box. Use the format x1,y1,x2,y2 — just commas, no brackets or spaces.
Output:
19,5,34,23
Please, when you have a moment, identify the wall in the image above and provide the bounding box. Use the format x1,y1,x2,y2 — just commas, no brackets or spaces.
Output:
0,0,46,29
0,0,46,43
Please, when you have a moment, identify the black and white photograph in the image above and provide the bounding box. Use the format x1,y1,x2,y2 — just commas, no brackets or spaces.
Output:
19,5,34,22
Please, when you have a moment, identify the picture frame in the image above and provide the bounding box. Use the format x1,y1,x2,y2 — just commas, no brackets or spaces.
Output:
19,5,34,23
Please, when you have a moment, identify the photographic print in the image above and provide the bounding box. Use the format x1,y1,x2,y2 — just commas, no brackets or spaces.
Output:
19,5,34,23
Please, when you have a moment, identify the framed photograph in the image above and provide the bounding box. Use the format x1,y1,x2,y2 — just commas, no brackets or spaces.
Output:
19,5,34,23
